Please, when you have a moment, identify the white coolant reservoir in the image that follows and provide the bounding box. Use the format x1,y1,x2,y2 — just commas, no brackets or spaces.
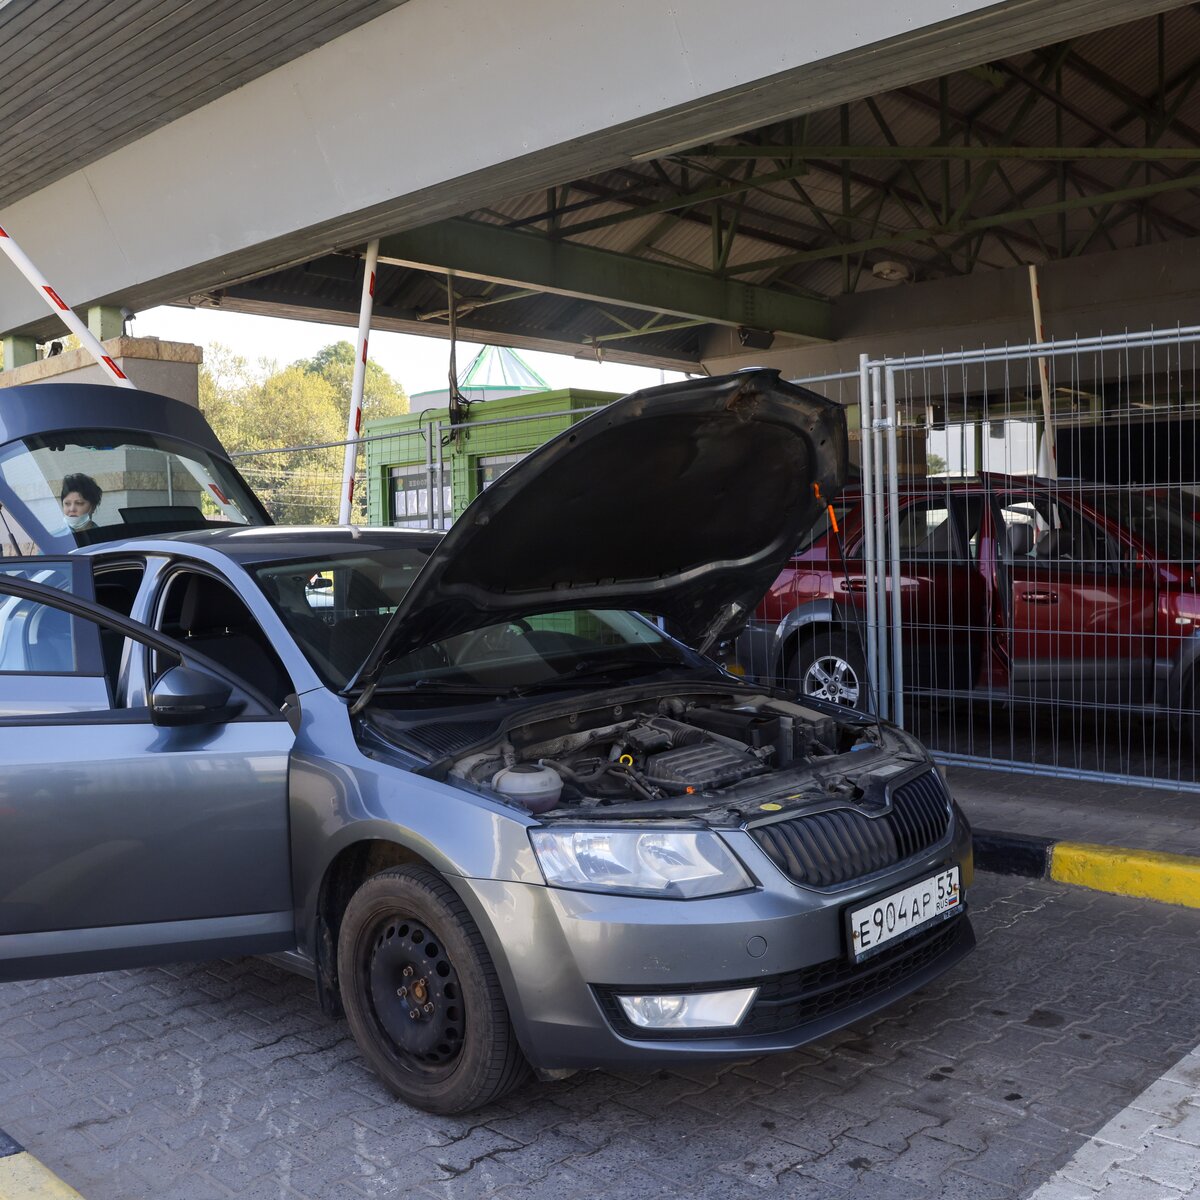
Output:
491,763,563,814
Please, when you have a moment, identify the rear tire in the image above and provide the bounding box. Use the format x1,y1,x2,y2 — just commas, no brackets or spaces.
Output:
337,865,529,1114
785,629,870,712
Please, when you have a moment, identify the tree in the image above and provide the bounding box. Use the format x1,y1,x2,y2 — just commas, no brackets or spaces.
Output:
926,452,948,476
199,342,409,525
298,340,408,422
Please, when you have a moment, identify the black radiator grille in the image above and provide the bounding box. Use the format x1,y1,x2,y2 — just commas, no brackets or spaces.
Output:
749,771,952,888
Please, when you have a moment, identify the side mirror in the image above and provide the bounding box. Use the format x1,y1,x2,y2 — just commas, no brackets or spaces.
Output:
150,665,234,726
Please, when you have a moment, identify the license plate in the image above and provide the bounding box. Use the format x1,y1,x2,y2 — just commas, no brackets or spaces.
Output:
847,867,960,963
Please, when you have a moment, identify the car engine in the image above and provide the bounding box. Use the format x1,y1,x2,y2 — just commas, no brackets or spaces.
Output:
447,693,871,815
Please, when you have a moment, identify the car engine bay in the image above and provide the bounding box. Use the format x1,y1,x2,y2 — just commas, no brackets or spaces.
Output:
433,690,904,819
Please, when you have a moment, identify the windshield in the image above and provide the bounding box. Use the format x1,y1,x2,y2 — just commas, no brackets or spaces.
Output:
378,609,689,692
1091,487,1200,563
253,549,691,690
0,428,267,555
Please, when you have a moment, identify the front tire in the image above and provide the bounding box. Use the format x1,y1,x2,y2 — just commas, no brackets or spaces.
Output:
337,865,529,1113
786,629,870,712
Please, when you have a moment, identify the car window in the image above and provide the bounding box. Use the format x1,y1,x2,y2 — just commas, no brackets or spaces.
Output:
379,608,689,690
1090,488,1200,565
0,428,264,554
897,502,955,559
0,567,110,715
254,549,434,688
1000,495,1115,572
155,571,294,707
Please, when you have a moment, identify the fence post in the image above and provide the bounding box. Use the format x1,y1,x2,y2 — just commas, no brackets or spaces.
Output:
870,365,890,719
424,425,435,530
884,366,905,730
857,354,880,716
434,422,445,528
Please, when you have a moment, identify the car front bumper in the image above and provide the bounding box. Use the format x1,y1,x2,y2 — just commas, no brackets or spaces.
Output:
454,813,974,1071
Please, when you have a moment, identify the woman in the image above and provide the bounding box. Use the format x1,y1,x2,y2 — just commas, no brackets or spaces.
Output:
60,472,103,533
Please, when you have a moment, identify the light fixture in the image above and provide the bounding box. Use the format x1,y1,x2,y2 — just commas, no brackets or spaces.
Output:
617,987,758,1030
871,260,912,283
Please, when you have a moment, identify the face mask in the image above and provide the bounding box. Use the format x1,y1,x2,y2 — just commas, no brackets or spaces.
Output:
65,513,91,531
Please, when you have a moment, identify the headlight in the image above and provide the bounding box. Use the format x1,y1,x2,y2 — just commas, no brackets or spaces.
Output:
529,827,754,899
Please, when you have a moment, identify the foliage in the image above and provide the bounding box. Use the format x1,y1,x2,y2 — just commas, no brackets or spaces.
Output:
199,342,408,525
298,340,408,424
926,452,948,476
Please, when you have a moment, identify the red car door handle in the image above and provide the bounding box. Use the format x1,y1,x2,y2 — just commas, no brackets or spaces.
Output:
840,580,869,591
1021,591,1058,604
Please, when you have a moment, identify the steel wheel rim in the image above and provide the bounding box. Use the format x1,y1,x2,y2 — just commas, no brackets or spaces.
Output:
803,654,861,706
365,915,465,1076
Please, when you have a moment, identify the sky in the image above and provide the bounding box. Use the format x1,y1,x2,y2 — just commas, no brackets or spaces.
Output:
137,305,686,398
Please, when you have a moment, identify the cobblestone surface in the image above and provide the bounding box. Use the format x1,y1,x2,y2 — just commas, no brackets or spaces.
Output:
1,875,1198,1200
1027,1040,1200,1199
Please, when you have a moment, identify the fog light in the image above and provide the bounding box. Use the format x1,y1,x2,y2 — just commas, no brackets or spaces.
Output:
616,987,757,1030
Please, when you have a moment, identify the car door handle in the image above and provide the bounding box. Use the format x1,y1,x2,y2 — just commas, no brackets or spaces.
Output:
1021,590,1058,604
840,580,869,592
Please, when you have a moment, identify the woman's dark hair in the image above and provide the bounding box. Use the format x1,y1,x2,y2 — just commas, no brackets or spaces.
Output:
60,472,103,510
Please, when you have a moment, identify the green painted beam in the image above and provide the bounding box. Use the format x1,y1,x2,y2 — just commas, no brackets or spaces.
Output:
701,144,1200,161
87,305,123,340
377,219,831,340
590,317,709,345
724,170,1200,276
556,163,818,239
2,335,37,371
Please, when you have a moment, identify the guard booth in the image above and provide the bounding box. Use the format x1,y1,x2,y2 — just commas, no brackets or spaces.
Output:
364,386,616,530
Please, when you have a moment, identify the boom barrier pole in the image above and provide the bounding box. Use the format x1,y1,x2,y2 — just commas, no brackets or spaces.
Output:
340,240,380,524
0,222,136,389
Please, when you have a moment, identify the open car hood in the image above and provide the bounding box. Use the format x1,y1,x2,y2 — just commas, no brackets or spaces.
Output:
351,369,848,690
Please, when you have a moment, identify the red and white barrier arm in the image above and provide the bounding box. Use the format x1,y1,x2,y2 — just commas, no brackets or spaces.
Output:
339,239,380,525
0,222,136,390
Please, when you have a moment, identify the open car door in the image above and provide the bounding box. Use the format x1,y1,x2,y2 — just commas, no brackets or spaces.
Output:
0,561,296,981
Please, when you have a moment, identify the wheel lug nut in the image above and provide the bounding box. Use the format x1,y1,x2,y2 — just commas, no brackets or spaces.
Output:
408,1010,419,1020
397,986,407,998
402,966,414,977
423,1003,434,1014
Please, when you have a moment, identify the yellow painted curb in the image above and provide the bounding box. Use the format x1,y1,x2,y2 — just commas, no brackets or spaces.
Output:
1050,841,1200,909
0,1149,84,1199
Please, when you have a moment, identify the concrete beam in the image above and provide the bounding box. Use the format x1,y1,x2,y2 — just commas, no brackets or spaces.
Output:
378,219,832,339
0,0,1178,339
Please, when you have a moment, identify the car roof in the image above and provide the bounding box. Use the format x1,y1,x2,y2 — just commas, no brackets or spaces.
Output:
78,525,443,566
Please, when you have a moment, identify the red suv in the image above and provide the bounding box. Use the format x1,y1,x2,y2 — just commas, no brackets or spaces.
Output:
737,476,1200,725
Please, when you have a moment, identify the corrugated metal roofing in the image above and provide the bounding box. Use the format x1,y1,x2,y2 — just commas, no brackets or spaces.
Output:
464,6,1200,302
0,0,410,210
205,5,1200,365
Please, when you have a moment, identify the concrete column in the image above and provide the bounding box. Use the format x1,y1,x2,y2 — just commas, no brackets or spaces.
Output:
2,335,37,372
0,336,202,406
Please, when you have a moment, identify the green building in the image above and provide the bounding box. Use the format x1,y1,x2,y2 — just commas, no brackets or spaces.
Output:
364,349,616,528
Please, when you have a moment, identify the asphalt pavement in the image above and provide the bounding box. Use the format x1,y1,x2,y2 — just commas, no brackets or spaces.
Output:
1,873,1197,1200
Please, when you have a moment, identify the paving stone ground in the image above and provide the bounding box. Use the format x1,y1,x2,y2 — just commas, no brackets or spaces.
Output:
1,874,1198,1200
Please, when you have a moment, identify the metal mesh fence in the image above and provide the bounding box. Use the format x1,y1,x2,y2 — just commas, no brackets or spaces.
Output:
234,337,1200,790
860,329,1200,789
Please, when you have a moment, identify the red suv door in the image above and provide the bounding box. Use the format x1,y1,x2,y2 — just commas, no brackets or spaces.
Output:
995,488,1158,706
769,490,988,710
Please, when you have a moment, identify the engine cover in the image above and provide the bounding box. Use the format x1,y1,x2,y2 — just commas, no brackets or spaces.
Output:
643,742,766,790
